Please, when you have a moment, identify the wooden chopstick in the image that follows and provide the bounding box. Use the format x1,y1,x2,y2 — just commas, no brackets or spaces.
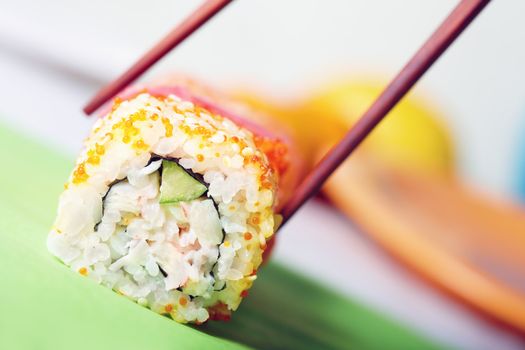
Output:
82,0,490,226
280,0,491,225
83,0,233,115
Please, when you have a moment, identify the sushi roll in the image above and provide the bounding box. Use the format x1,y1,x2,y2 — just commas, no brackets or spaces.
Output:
47,83,298,323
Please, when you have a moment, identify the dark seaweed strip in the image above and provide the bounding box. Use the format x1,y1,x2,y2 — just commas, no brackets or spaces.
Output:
94,178,125,231
158,264,168,277
209,198,226,291
210,199,226,243
94,155,165,231
176,285,197,300
157,155,207,187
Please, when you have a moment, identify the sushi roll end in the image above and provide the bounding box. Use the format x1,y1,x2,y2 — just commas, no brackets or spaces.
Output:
48,91,283,323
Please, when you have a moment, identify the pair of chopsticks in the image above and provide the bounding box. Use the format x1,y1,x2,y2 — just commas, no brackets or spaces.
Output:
83,0,491,227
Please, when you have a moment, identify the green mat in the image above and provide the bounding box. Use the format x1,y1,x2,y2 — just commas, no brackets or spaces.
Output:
0,122,443,350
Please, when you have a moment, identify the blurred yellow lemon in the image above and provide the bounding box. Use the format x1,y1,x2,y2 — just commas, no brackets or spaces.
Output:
235,78,454,175
304,79,455,175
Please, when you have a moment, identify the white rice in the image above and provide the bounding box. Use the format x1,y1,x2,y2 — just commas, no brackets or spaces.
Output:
48,93,277,323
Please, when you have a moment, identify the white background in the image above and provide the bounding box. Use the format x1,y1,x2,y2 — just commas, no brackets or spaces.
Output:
1,1,524,349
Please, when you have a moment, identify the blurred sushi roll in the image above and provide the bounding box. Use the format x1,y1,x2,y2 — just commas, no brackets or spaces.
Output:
47,83,298,323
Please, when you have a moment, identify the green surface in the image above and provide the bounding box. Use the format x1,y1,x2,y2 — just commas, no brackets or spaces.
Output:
160,159,207,204
0,122,443,350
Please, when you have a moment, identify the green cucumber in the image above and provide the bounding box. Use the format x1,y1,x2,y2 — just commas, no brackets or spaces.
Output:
159,160,207,204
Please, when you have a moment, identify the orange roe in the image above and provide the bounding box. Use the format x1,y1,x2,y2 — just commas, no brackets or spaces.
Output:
87,155,100,165
262,181,273,189
86,149,100,165
72,163,89,184
179,297,187,306
162,117,173,137
111,97,122,112
254,135,290,176
76,164,85,175
195,106,212,118
243,232,253,241
164,304,173,313
133,139,148,150
196,154,204,162
195,126,207,134
132,109,147,121
250,215,260,226
172,105,184,114
95,143,105,155
248,155,261,164
78,267,88,276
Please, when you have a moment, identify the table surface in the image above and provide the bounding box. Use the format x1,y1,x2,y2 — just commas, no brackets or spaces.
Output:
1,1,524,349
0,127,440,349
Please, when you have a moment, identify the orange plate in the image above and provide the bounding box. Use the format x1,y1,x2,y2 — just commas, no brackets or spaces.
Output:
323,155,525,334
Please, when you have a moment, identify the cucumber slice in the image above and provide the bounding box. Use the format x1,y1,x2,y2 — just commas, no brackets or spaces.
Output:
159,160,207,204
